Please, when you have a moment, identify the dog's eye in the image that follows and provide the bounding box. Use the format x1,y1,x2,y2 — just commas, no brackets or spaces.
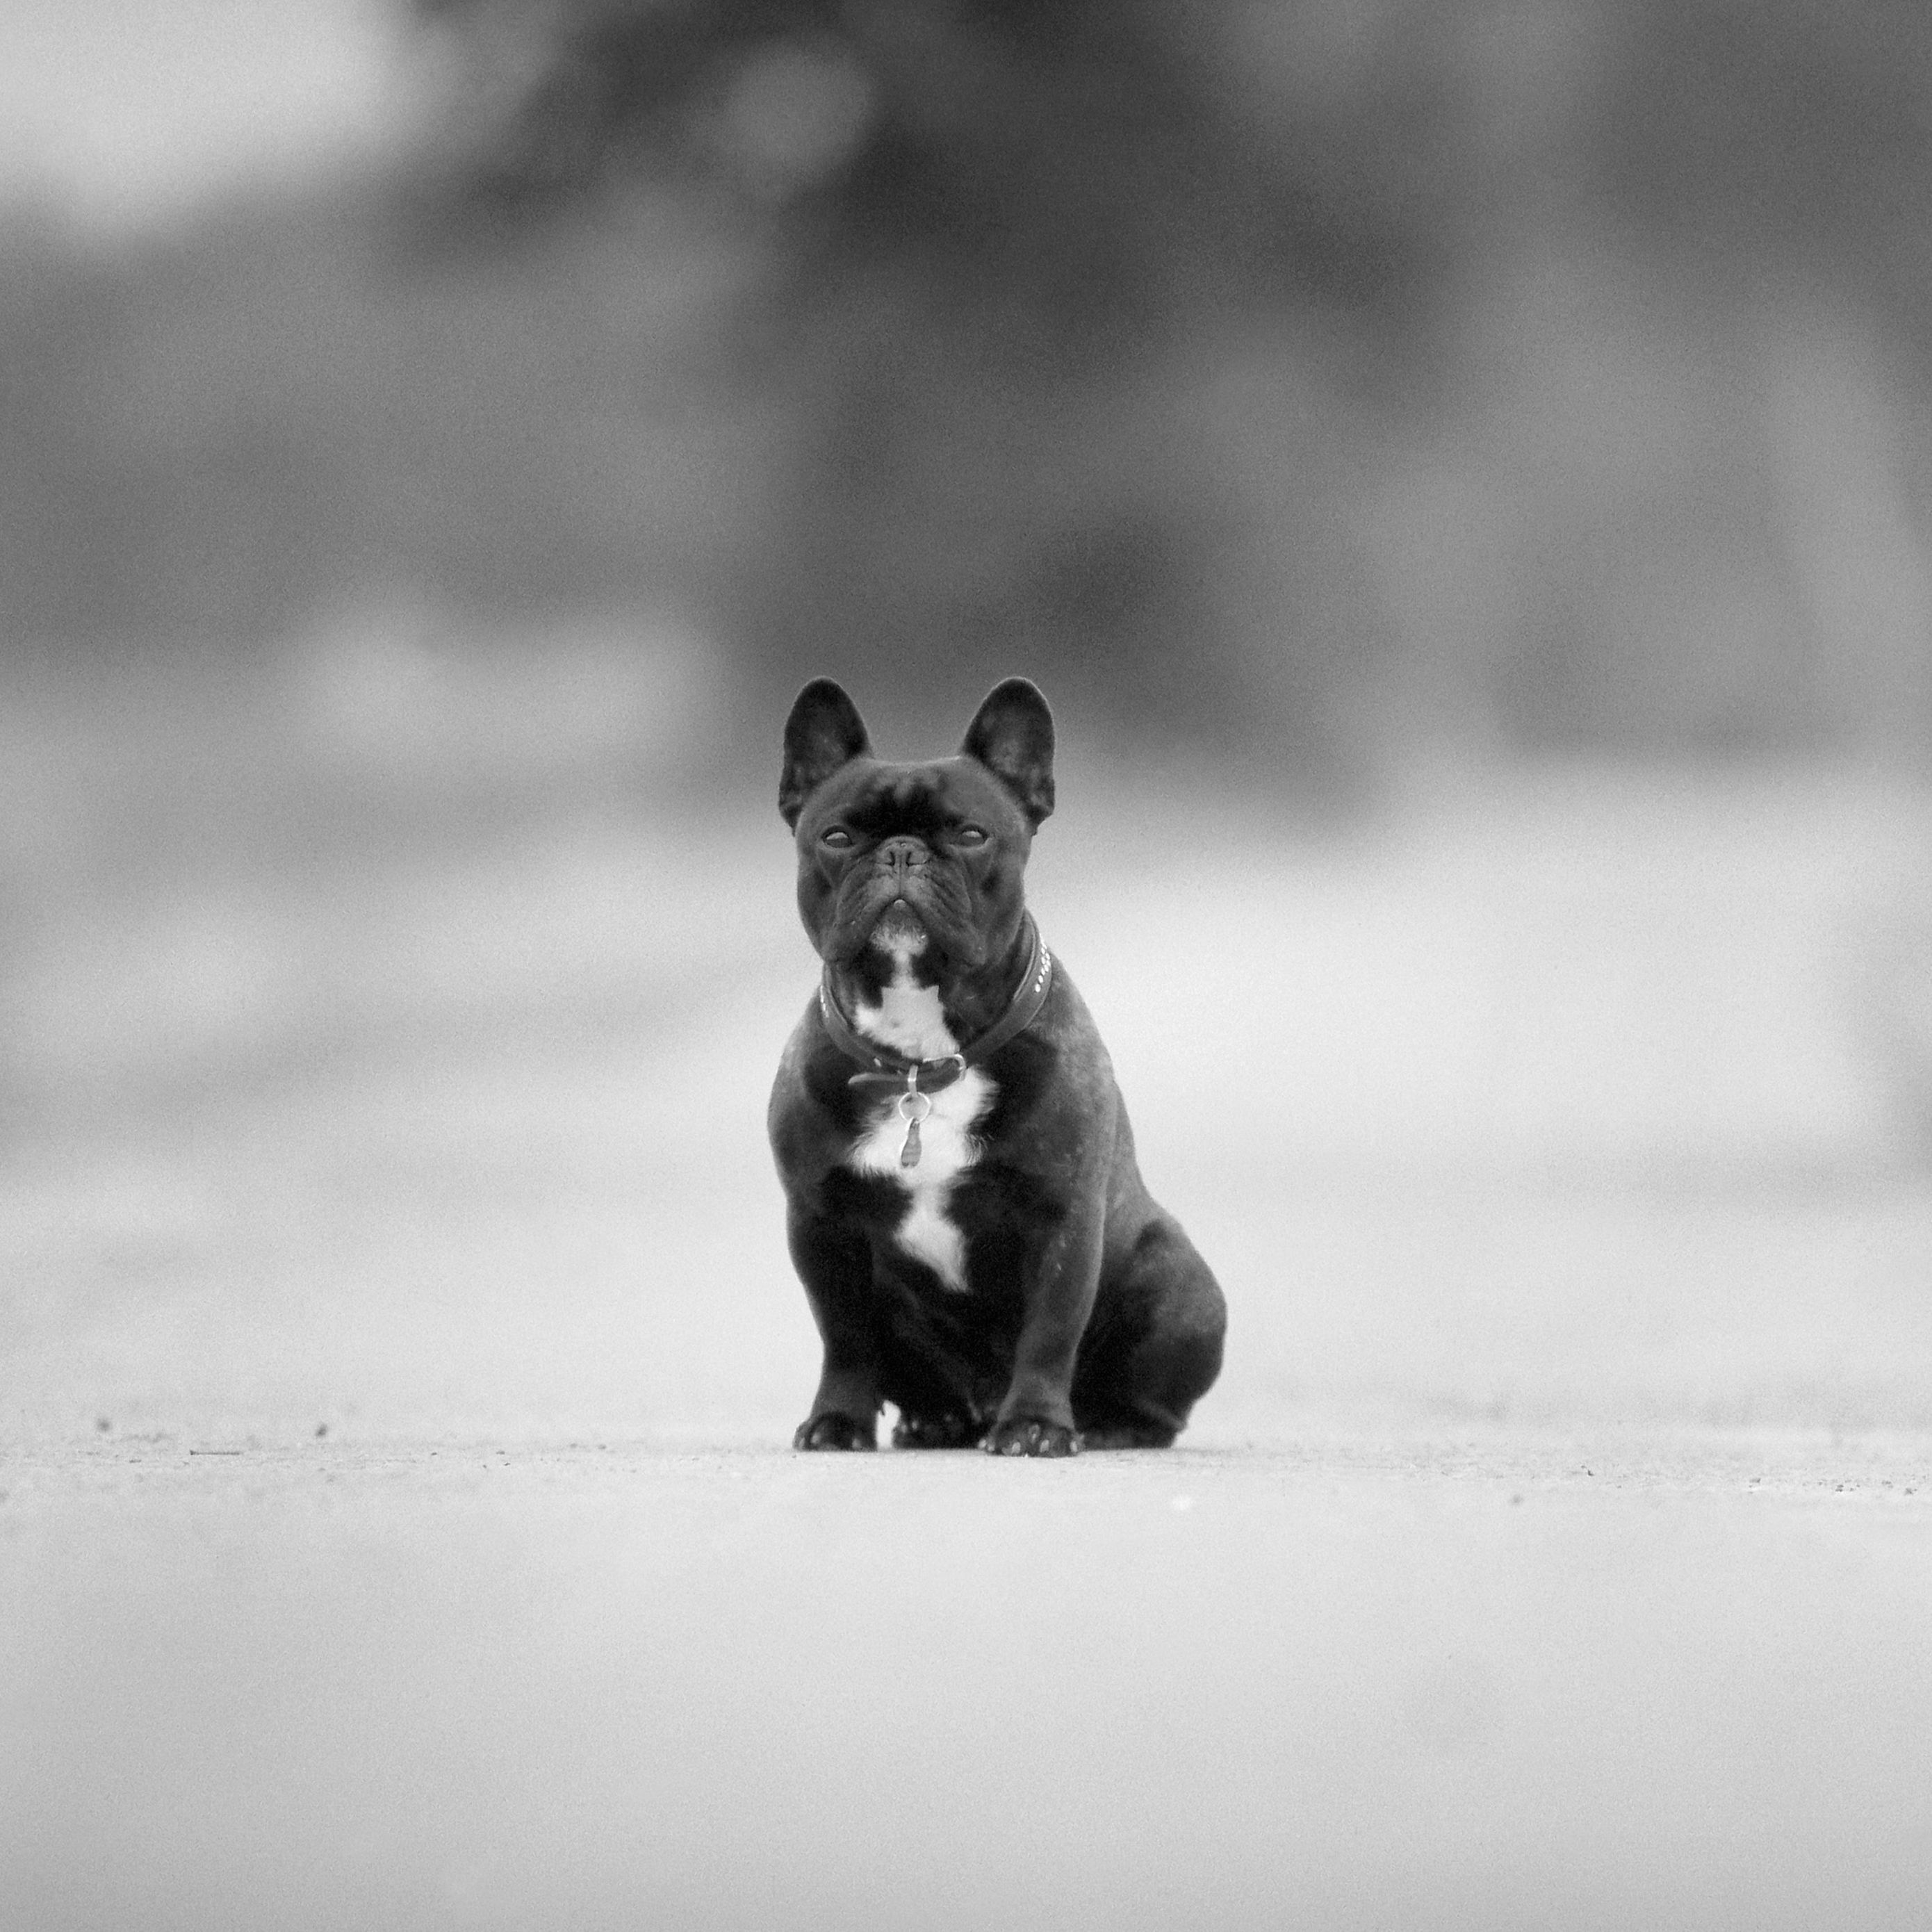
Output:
820,827,854,849
955,826,989,847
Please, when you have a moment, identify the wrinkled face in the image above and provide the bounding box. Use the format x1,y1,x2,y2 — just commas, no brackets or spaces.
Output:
794,757,1033,975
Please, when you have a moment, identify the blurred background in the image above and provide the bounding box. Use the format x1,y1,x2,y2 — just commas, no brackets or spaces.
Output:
8,0,1932,1441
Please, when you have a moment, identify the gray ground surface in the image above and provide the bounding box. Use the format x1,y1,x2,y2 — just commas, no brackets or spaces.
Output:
8,714,1932,1928
6,1424,1931,1931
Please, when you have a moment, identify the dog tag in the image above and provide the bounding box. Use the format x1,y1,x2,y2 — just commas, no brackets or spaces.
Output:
898,1087,933,1169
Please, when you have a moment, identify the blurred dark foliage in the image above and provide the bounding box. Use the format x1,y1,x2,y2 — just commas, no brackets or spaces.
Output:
8,0,1932,773
438,0,1444,318
1605,0,1932,301
408,0,1466,761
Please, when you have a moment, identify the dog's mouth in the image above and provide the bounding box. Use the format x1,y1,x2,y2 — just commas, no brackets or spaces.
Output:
824,871,984,970
868,898,929,958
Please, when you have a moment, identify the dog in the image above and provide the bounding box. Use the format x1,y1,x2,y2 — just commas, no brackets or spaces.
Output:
769,676,1226,1455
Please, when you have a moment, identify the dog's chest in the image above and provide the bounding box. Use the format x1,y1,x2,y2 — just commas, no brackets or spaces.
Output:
842,980,991,1293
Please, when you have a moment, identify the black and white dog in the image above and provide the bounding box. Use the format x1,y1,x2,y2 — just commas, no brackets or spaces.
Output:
769,677,1226,1455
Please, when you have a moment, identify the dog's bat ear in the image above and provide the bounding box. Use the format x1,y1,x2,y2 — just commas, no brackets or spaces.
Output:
780,679,872,826
961,678,1054,826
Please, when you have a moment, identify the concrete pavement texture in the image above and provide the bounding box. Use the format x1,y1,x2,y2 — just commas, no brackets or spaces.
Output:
8,715,1932,1929
4,1424,1930,1932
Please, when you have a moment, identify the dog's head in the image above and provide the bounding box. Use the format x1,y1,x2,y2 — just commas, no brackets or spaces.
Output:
780,678,1054,981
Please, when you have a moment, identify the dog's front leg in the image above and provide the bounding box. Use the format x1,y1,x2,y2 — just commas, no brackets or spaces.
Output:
985,1204,1104,1457
787,1204,881,1450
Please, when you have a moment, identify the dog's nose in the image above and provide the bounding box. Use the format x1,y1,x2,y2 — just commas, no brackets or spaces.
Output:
877,837,930,874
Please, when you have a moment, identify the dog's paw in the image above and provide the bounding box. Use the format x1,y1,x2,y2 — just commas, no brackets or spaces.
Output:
892,1411,987,1450
983,1417,1081,1458
794,1412,878,1452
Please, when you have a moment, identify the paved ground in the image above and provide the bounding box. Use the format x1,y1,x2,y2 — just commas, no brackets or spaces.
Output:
6,673,1932,1927
6,1421,1931,1931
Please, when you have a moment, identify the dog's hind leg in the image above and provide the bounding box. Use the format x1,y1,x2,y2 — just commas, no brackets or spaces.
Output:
1074,1217,1226,1448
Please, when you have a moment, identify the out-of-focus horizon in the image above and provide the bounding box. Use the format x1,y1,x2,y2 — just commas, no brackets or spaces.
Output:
8,0,1932,772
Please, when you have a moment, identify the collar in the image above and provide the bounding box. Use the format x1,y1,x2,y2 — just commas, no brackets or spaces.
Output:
817,914,1054,1099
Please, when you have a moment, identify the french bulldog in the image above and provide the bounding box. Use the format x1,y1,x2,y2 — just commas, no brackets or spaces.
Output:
769,676,1226,1456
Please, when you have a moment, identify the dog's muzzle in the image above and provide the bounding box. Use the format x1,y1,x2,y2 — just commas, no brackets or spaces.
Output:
869,899,928,953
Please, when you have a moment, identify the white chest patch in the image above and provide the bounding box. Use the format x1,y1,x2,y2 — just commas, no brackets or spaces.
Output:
842,960,992,1293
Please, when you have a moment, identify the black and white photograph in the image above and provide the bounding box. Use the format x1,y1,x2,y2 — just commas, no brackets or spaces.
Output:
5,2,1932,1926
